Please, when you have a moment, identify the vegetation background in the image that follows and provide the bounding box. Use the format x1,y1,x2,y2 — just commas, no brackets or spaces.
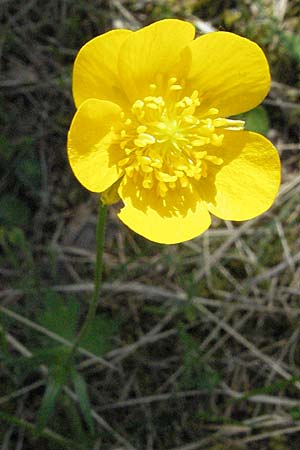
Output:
1,0,300,449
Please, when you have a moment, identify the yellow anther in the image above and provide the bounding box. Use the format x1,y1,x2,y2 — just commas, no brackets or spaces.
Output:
111,81,245,198
134,133,156,147
192,138,209,147
176,100,186,109
156,122,167,130
225,119,245,130
144,96,164,106
125,147,134,155
213,118,244,129
132,99,144,109
213,118,227,127
140,155,152,164
148,103,160,110
151,158,163,168
185,167,195,177
155,171,177,183
157,181,168,197
141,165,153,173
125,166,135,177
143,177,153,189
180,176,189,188
202,118,214,129
155,97,165,105
170,84,183,91
191,90,199,100
168,77,177,87
206,108,219,116
118,157,131,167
194,151,207,158
183,96,193,106
149,83,157,92
176,164,188,171
137,125,147,133
193,165,202,174
205,155,223,165
183,115,198,124
211,133,224,146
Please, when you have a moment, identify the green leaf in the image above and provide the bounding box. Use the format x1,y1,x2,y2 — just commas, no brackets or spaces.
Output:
289,407,300,420
5,346,68,376
0,193,30,227
178,326,220,391
62,396,92,446
15,157,41,192
71,369,94,434
243,106,270,135
0,135,14,161
37,291,80,342
281,31,300,62
36,365,69,433
80,314,120,356
184,303,198,323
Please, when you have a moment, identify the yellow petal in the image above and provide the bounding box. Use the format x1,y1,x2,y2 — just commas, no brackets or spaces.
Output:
199,131,280,221
118,19,195,101
67,98,123,192
185,32,270,116
73,29,132,108
118,177,211,244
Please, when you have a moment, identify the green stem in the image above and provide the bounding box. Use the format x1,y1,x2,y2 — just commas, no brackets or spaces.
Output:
67,201,107,364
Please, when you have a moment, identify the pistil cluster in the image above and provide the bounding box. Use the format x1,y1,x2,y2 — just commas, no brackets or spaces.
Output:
113,77,244,198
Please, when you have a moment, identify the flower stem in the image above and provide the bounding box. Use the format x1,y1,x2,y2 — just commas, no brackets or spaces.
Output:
67,201,107,363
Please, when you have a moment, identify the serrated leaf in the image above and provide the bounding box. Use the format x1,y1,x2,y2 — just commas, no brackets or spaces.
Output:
178,326,220,391
36,365,69,433
80,314,120,356
63,395,92,446
185,304,198,323
37,291,80,342
5,345,68,376
71,369,94,434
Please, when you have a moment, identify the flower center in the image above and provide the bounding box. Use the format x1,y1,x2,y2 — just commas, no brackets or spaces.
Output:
113,77,244,198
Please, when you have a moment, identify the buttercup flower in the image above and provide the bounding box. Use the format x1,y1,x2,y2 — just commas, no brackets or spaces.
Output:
67,19,280,244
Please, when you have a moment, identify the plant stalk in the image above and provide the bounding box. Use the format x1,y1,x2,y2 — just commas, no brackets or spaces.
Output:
66,201,107,364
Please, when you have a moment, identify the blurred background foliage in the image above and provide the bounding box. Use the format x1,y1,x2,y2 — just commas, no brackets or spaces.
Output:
1,1,300,449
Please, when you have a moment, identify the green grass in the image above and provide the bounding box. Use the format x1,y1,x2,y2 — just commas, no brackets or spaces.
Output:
1,0,300,449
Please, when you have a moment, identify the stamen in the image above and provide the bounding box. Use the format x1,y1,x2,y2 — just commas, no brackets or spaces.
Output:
149,83,157,92
112,76,244,198
134,133,156,147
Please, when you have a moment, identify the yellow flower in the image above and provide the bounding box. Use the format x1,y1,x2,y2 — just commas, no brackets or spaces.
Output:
67,19,280,244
